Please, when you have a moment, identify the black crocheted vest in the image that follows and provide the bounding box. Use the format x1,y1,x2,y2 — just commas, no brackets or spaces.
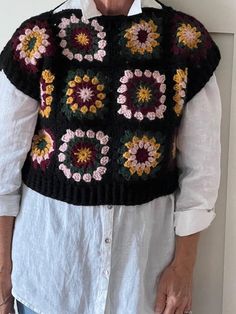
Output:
0,0,221,205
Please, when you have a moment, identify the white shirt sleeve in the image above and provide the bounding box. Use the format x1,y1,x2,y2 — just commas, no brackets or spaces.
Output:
0,70,39,217
173,72,222,236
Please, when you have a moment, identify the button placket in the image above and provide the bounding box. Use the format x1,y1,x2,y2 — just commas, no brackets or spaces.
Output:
96,205,115,314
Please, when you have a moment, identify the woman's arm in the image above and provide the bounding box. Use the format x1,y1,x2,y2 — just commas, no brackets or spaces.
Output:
154,72,222,314
154,233,200,314
0,216,15,314
0,217,15,274
171,232,200,272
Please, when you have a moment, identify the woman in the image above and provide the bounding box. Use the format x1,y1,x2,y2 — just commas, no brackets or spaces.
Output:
0,0,221,313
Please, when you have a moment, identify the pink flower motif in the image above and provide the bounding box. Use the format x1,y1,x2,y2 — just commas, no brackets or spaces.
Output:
60,40,67,48
98,40,107,49
96,131,105,141
59,164,66,171
160,95,166,104
75,129,85,137
86,129,95,138
100,135,109,145
74,53,83,61
97,166,107,174
117,95,126,104
117,84,127,93
134,69,142,77
101,146,109,155
146,112,156,120
124,70,134,79
70,14,79,24
124,109,132,119
59,143,68,152
83,173,92,182
92,171,102,181
144,70,152,77
133,111,144,121
84,54,94,61
64,167,72,179
58,153,66,162
72,172,81,182
160,84,166,93
62,130,74,142
120,76,128,84
97,32,106,39
100,156,109,165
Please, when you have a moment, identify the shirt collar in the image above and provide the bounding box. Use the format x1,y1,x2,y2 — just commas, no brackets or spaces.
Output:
54,0,162,19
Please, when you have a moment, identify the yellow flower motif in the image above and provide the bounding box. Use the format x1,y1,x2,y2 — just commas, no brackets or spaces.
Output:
40,70,55,119
66,88,74,96
136,86,152,103
45,84,54,94
42,70,55,84
39,106,51,119
124,19,160,55
75,33,90,46
68,81,76,88
74,147,92,163
67,97,74,104
22,31,43,58
80,105,88,113
97,93,106,100
71,103,78,112
123,135,161,177
31,132,53,157
173,68,188,117
91,77,99,85
95,100,103,108
45,96,53,106
75,76,82,83
64,72,107,118
97,84,104,91
83,75,90,82
89,105,97,113
177,23,202,49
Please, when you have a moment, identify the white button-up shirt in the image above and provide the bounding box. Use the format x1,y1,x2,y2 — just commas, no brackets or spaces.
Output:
0,0,222,313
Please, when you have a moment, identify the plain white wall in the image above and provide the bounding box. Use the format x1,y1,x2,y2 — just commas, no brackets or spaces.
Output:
0,0,61,51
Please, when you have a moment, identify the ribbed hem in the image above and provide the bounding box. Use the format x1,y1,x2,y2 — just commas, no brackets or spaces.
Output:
22,169,179,206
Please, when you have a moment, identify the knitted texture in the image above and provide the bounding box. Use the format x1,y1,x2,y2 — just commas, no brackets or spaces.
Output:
0,2,221,205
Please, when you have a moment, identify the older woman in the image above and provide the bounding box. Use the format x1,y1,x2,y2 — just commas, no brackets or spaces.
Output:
0,0,221,313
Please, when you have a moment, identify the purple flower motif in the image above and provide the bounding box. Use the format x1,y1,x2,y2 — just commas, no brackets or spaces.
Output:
117,69,167,121
58,128,110,182
57,14,107,62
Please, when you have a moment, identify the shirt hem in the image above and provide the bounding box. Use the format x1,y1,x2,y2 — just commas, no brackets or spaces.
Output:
12,289,43,314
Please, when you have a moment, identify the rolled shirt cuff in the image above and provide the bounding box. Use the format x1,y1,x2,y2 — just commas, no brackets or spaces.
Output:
0,194,21,217
174,208,216,236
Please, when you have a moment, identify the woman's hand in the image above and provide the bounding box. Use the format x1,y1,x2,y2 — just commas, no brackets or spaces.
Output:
154,262,193,314
154,232,201,314
0,272,15,314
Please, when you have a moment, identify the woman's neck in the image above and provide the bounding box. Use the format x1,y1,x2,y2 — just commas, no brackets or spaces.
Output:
94,0,135,15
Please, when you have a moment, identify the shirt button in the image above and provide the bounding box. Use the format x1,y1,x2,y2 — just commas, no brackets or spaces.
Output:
107,205,113,210
105,237,111,244
103,269,110,277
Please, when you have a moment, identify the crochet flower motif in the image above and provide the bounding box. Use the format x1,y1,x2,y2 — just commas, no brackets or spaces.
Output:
118,130,164,180
119,17,162,59
58,14,107,62
61,69,108,120
12,21,53,72
117,69,167,121
173,68,188,117
30,128,55,171
171,13,213,61
39,70,55,118
177,23,202,49
58,129,110,182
